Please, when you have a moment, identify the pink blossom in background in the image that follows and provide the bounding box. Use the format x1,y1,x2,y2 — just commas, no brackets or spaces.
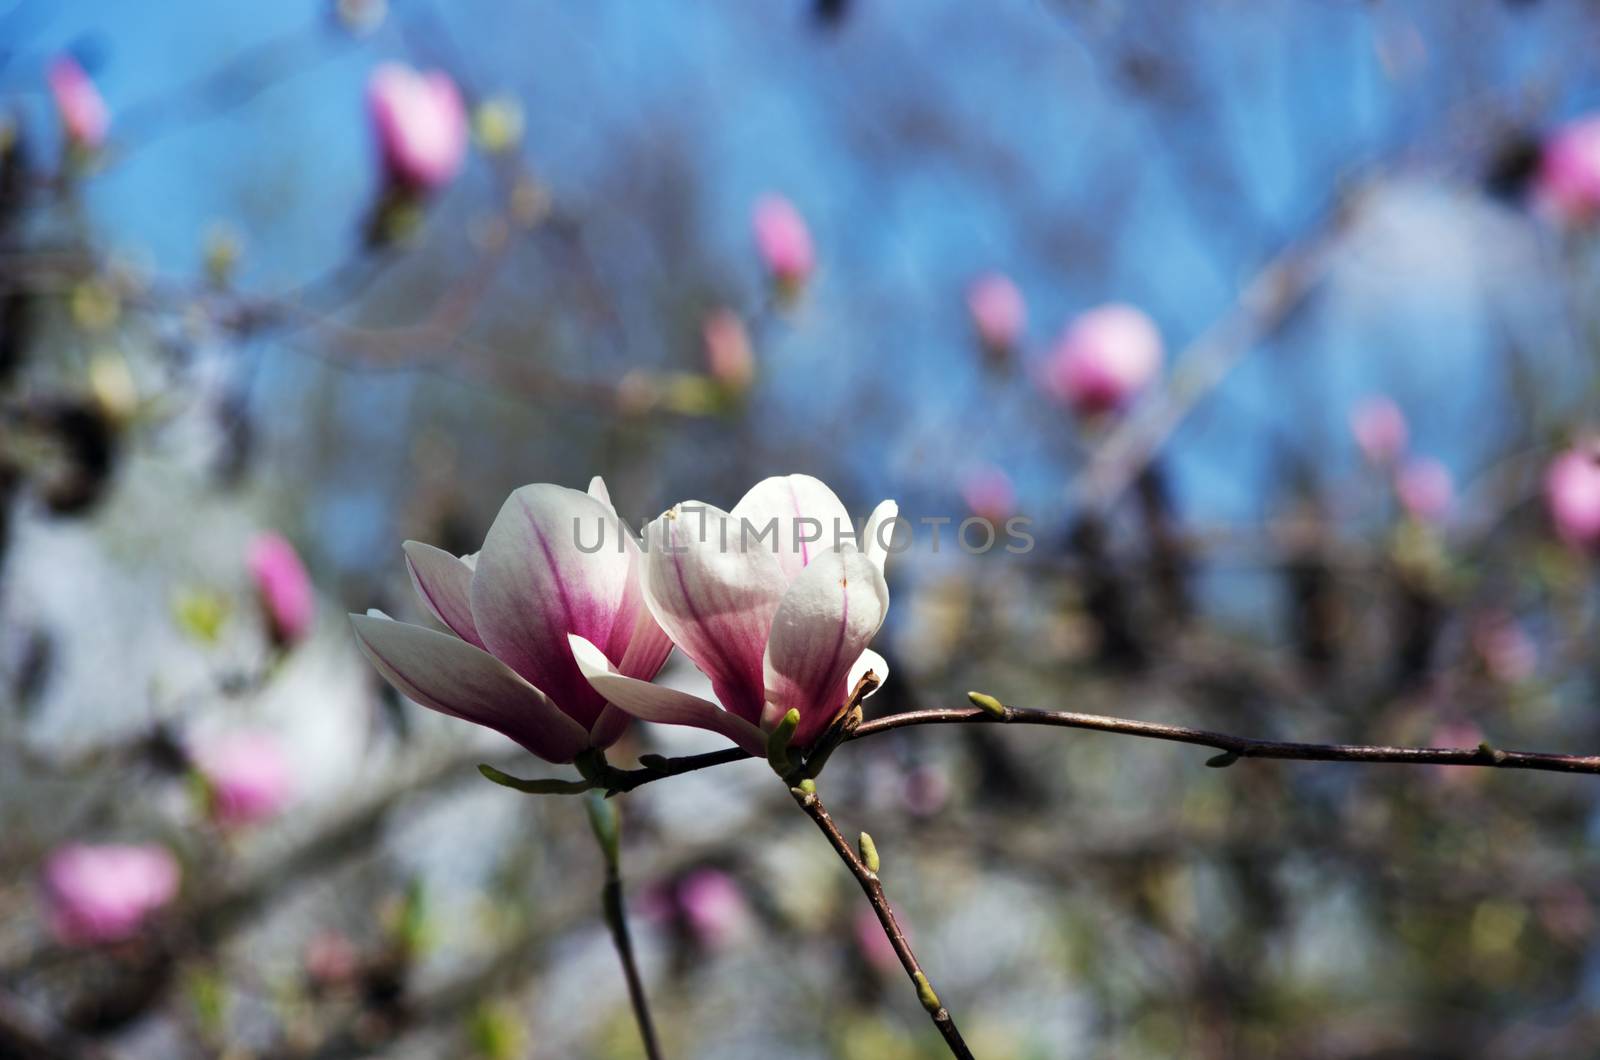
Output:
967,273,1025,352
752,194,814,289
900,763,952,817
192,729,293,827
703,309,755,390
854,906,903,973
961,465,1016,525
1536,116,1600,222
1395,458,1454,522
367,63,467,192
1349,396,1408,466
47,56,109,150
304,931,361,986
1429,720,1486,787
1473,613,1536,684
249,532,314,646
676,869,748,950
42,843,179,946
1043,303,1163,415
1544,445,1600,548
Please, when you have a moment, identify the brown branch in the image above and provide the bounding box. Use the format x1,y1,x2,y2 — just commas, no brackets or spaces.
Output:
788,784,974,1060
592,697,1600,795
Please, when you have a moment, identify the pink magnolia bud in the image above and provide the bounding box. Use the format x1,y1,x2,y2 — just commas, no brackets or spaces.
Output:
1473,612,1536,684
676,869,747,950
961,465,1015,525
967,273,1025,352
1349,396,1408,466
1545,445,1600,548
42,843,179,946
752,194,814,289
1395,457,1454,523
249,532,314,646
192,729,293,827
1536,116,1600,223
367,63,467,192
1044,303,1163,415
703,309,754,390
47,56,109,150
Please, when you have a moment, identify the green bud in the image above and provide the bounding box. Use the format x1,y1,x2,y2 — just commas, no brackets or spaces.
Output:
584,791,621,870
766,707,801,775
858,832,880,874
1478,741,1508,765
639,753,670,771
1205,750,1240,769
477,763,594,795
797,778,816,795
913,972,941,1014
967,691,1007,717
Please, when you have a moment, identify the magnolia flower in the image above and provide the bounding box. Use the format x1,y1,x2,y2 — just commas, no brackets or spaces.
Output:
1536,115,1600,223
192,729,293,827
967,273,1025,352
367,63,467,192
1349,396,1408,466
249,532,314,646
1545,445,1600,548
1043,303,1163,415
1395,457,1454,522
47,56,109,150
351,479,672,763
703,309,755,391
42,843,180,946
752,195,814,291
569,475,895,756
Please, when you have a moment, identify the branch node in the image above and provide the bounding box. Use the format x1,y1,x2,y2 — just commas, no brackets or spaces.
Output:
1478,741,1509,765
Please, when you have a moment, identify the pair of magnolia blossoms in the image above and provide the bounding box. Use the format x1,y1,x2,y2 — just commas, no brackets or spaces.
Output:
351,475,898,770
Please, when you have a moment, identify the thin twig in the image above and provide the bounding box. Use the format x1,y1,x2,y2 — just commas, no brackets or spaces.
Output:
788,784,974,1060
585,795,663,1060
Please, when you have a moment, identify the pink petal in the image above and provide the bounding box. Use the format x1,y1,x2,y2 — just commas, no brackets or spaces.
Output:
762,547,890,749
351,612,589,763
469,483,634,730
568,635,766,756
640,503,787,727
403,540,483,648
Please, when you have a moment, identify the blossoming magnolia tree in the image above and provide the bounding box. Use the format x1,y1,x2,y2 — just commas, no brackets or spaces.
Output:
11,4,1600,1059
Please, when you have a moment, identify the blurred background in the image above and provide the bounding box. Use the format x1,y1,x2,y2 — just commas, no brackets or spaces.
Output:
4,0,1600,1056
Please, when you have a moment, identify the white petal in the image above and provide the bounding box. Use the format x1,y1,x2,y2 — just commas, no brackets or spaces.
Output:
402,540,484,648
862,499,900,574
639,502,787,726
568,635,766,756
731,474,855,584
762,547,890,749
847,648,889,699
350,613,589,763
588,476,613,511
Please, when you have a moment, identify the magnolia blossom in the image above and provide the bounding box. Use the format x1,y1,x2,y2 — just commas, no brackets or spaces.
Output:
1536,116,1600,222
967,273,1025,352
1545,445,1600,548
249,532,314,646
1349,396,1408,466
48,56,109,149
703,309,755,390
752,195,814,289
43,844,180,946
351,479,672,762
1044,303,1163,415
570,475,895,755
1395,457,1454,522
368,63,467,191
192,730,293,827
961,465,1015,524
